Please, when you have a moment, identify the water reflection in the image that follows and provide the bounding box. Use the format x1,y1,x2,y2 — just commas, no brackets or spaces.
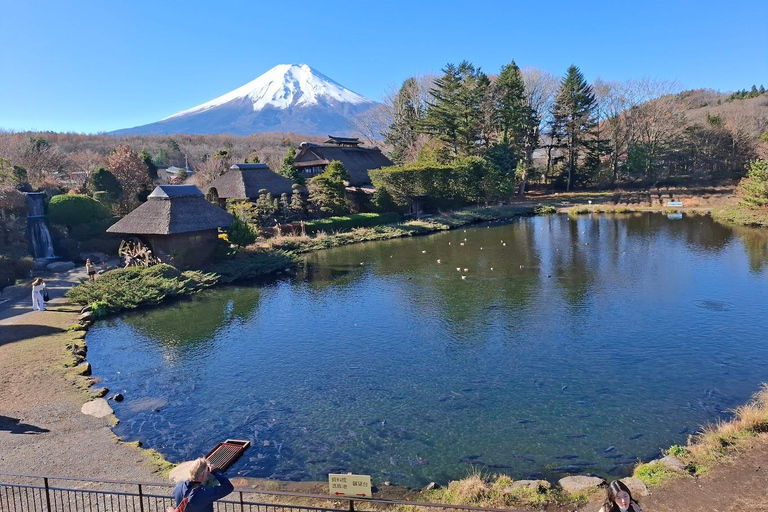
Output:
85,213,768,487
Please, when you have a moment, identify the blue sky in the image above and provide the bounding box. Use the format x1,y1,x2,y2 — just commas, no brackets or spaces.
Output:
0,0,765,134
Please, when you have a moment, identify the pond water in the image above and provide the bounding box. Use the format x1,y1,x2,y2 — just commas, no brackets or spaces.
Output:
86,213,768,487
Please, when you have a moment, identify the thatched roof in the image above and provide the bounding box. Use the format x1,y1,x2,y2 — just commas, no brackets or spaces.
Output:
107,185,232,235
204,164,295,199
294,143,393,186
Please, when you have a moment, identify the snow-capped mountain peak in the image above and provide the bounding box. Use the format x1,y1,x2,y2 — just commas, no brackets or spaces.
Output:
164,64,371,120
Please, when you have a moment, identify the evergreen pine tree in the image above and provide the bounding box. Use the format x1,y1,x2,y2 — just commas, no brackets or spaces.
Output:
550,65,598,191
279,146,303,184
495,61,529,149
289,184,306,220
422,63,463,156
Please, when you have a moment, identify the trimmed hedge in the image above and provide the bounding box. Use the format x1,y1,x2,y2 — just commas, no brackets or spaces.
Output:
303,212,400,235
48,194,112,228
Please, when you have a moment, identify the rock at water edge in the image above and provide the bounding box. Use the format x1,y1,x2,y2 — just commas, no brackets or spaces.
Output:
558,475,605,494
81,398,114,418
620,477,649,496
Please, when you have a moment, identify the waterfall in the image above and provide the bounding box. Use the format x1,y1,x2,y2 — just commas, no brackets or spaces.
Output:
24,192,56,259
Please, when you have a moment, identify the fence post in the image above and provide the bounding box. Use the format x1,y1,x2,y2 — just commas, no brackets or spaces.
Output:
348,499,355,512
239,491,244,512
138,484,145,512
43,478,52,512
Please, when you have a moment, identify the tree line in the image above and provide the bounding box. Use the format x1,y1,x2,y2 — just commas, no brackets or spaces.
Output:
374,60,765,206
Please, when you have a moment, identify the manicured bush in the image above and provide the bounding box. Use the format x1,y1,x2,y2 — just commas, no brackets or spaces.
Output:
48,194,112,229
228,216,257,247
303,212,400,235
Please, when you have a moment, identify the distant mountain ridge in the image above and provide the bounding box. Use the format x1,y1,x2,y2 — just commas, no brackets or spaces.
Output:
110,64,377,137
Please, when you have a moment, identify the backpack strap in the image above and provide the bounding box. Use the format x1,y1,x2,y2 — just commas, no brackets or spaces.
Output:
168,482,201,512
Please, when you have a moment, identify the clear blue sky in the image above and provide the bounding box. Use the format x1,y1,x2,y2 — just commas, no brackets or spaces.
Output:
1,0,765,134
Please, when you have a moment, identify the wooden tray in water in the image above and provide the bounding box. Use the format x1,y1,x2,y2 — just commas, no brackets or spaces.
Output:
205,439,250,471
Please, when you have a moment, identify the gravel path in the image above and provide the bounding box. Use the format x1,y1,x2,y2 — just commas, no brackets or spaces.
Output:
0,266,165,485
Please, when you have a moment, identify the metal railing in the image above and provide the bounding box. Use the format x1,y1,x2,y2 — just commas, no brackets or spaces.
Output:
0,473,522,512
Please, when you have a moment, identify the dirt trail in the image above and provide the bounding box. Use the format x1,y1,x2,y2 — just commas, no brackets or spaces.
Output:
0,303,162,483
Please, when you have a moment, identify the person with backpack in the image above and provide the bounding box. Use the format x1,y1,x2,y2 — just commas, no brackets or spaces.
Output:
168,458,233,512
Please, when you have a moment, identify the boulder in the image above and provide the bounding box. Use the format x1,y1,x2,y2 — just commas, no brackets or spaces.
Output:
620,477,649,497
33,258,49,270
78,311,94,322
423,482,439,491
45,260,75,272
81,398,113,418
558,475,605,494
110,393,124,402
658,455,687,472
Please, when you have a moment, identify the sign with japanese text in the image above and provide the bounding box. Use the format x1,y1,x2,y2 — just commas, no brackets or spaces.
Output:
328,473,372,498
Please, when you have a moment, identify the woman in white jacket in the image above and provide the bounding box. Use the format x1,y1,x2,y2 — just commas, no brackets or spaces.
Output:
31,278,47,311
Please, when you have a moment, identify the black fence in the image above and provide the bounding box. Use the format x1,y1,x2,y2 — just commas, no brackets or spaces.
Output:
0,473,520,512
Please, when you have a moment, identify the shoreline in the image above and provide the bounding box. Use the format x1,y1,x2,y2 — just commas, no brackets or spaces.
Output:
5,192,768,509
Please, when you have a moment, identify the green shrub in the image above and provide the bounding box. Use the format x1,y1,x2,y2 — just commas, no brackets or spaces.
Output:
0,255,33,290
667,445,688,457
66,264,218,315
633,461,681,486
228,216,257,247
48,194,112,229
91,168,122,200
534,205,557,215
303,212,400,235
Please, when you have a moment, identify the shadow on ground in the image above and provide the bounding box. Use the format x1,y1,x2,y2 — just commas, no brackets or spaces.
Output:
0,324,65,346
0,415,49,434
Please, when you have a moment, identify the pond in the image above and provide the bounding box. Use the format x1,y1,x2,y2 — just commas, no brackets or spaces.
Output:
86,213,768,487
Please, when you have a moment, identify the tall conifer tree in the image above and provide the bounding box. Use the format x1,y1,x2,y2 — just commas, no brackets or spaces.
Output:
550,65,597,191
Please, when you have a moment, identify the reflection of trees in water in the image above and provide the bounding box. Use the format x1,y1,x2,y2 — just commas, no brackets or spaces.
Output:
731,225,768,273
301,222,543,345
544,216,598,307
125,287,261,348
623,212,733,252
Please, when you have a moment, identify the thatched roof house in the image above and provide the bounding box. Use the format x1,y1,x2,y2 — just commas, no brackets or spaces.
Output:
107,185,232,267
204,163,295,201
293,136,393,186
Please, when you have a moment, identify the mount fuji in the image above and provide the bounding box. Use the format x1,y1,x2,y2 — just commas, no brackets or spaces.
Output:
110,64,378,136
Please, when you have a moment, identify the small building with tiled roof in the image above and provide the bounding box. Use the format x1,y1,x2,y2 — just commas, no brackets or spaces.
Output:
293,136,394,186
203,163,296,202
107,185,232,267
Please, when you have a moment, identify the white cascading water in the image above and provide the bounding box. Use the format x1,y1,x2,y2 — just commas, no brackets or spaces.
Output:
24,192,56,259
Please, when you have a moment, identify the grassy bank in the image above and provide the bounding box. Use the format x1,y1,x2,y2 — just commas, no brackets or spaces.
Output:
712,205,768,228
633,384,768,486
259,206,535,253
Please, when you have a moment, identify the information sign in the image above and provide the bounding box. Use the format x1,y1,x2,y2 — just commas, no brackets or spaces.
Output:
328,473,372,498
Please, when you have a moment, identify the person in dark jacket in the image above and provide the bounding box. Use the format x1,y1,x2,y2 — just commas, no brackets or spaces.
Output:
168,458,233,512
